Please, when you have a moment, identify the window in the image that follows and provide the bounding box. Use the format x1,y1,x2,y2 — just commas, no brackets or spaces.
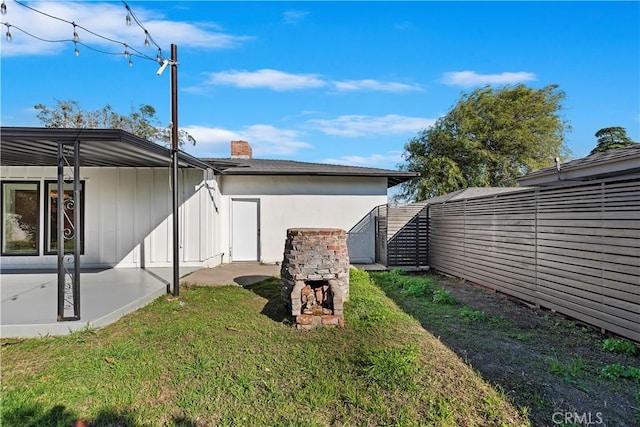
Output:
1,182,40,255
44,181,85,255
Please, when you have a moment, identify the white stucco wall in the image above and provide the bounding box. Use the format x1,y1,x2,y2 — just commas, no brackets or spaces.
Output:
0,166,222,269
219,175,388,264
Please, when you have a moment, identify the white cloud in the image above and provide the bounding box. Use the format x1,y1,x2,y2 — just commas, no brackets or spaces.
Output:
182,126,239,150
241,124,312,155
0,1,250,57
183,124,312,157
333,79,422,93
283,11,309,24
203,69,421,93
307,114,436,137
322,151,405,168
440,71,536,87
206,69,326,91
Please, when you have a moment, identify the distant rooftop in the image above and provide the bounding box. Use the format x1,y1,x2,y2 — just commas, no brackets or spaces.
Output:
517,144,640,186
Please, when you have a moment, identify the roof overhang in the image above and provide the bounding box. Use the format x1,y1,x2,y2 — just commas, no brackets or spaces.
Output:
220,170,417,188
200,158,418,188
1,127,212,170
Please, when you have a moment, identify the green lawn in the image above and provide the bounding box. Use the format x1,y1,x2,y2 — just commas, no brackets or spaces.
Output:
1,269,529,426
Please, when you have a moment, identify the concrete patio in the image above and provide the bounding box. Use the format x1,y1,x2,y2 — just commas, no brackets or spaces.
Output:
0,266,202,338
1,263,386,338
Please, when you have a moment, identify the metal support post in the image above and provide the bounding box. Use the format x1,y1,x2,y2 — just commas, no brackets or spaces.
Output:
171,43,180,297
57,140,81,321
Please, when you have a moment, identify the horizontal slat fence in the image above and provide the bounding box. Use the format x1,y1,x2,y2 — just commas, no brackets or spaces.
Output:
386,204,429,267
428,178,640,342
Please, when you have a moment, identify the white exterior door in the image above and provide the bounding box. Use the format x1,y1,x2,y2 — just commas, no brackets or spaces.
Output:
231,199,259,261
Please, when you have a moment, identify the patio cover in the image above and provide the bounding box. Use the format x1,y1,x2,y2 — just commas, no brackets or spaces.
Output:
1,126,213,320
0,126,213,169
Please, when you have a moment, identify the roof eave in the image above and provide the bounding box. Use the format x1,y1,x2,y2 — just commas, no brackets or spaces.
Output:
517,154,640,185
0,126,212,170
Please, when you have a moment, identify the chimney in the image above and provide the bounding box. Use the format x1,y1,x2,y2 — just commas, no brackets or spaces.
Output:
231,140,252,159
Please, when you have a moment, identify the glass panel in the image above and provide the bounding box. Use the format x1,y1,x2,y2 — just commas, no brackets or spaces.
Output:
2,182,39,255
46,182,84,254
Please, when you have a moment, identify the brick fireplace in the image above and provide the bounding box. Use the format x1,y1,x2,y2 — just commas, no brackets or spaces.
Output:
281,228,350,329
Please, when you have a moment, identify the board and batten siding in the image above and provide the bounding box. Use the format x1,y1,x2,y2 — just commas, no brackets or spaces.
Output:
428,177,640,342
0,166,221,269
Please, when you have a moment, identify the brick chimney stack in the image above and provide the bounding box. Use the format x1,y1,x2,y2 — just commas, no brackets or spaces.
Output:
231,140,252,159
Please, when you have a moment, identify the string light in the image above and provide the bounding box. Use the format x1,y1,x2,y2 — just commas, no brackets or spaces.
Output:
2,0,168,68
121,1,164,55
0,0,165,65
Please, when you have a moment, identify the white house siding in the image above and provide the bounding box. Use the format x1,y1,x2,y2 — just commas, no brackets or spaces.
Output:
219,175,388,264
0,166,222,269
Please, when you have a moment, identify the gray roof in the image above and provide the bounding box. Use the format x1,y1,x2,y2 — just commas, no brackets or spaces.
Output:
202,158,418,188
1,127,417,187
517,144,640,186
1,127,212,169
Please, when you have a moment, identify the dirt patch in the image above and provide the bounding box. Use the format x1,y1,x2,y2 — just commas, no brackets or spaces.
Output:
378,272,640,427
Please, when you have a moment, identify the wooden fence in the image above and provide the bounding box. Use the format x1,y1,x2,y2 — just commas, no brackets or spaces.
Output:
428,177,640,342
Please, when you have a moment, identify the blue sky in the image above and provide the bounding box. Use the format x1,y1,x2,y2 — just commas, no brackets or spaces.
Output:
1,1,638,171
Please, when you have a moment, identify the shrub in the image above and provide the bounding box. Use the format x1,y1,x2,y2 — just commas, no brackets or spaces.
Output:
602,338,638,356
405,281,433,298
601,363,640,383
460,307,488,322
432,288,457,305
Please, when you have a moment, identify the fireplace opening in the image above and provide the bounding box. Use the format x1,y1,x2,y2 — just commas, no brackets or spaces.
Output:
301,280,333,316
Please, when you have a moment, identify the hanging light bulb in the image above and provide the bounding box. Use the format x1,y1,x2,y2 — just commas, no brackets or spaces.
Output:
73,24,79,42
74,42,79,57
156,48,162,64
144,35,150,48
126,12,131,26
123,44,130,58
129,58,133,67
1,1,7,15
5,25,11,42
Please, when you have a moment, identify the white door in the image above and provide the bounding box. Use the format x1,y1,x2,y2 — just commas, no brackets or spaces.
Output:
231,199,259,261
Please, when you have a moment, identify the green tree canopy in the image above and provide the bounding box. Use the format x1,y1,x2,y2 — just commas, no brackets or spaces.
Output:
34,99,195,146
399,84,571,201
589,127,637,155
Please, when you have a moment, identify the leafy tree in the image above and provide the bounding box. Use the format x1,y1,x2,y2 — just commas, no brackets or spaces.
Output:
589,127,637,155
399,84,571,201
34,99,195,146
